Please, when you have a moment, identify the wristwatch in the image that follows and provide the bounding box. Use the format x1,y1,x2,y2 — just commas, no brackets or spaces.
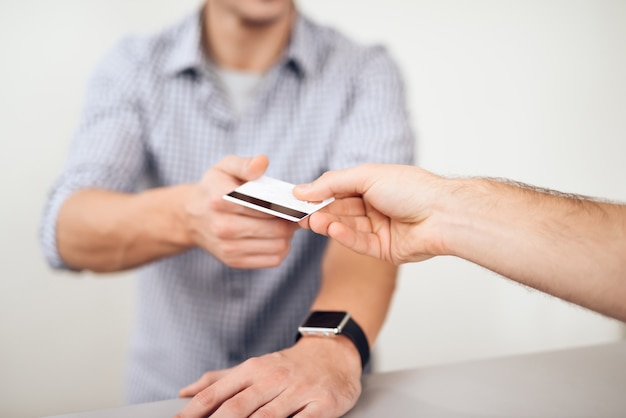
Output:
297,311,370,369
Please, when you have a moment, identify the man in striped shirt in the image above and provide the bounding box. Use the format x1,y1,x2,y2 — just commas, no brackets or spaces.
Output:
40,0,415,416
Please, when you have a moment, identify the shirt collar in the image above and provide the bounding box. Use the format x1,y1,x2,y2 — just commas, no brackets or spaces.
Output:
163,12,207,76
283,14,319,77
163,10,320,78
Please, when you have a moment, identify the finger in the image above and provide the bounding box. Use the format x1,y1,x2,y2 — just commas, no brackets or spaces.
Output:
220,237,292,258
179,369,230,398
293,166,374,202
226,253,289,269
215,154,269,182
248,390,303,418
212,383,285,418
245,154,270,180
307,211,376,255
305,212,335,236
298,197,366,232
177,373,252,418
214,213,298,239
323,197,367,217
297,203,339,231
327,222,382,261
292,401,333,418
217,239,293,269
307,210,372,237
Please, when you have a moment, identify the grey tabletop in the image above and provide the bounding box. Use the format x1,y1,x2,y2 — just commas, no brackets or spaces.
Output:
46,340,626,418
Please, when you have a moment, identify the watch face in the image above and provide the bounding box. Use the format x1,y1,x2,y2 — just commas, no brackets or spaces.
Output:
300,311,350,329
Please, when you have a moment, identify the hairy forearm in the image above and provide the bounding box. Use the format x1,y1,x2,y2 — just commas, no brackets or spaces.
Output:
311,240,398,346
442,177,626,320
56,185,194,272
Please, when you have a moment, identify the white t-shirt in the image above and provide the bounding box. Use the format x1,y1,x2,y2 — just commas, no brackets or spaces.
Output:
214,66,264,116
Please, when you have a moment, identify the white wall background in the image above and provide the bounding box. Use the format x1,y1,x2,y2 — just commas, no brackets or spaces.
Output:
1,1,624,417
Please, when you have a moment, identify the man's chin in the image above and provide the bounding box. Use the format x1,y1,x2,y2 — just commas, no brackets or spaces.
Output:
240,8,292,27
229,0,294,27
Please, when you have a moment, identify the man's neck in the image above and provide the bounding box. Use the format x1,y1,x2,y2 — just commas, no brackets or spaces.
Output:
203,1,295,73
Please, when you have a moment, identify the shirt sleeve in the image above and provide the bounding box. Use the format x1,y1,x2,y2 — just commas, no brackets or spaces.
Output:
39,38,149,269
328,46,415,170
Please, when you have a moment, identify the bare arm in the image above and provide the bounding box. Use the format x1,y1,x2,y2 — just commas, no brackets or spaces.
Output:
443,177,626,321
295,164,626,322
56,155,298,272
56,186,193,272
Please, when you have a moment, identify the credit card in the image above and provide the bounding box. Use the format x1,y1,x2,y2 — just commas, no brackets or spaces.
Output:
223,176,334,222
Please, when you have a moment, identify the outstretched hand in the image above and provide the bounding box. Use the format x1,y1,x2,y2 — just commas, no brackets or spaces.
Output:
294,164,447,265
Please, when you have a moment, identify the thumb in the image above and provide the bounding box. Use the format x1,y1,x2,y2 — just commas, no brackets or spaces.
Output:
292,182,330,202
294,167,369,201
217,154,269,182
243,154,269,181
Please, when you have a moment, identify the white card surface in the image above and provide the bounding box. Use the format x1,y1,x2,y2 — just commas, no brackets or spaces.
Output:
223,176,334,222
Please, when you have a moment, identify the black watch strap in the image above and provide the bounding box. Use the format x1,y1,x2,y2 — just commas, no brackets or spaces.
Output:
340,317,370,369
296,315,370,370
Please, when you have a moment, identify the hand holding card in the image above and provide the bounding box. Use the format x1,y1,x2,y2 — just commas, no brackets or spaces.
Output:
223,176,334,222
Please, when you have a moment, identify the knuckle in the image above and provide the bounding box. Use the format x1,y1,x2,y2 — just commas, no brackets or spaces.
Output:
218,252,243,268
276,239,291,254
207,193,225,210
221,397,247,416
269,365,290,382
319,170,333,181
193,389,217,408
212,222,232,239
242,355,263,369
253,407,278,418
219,242,237,257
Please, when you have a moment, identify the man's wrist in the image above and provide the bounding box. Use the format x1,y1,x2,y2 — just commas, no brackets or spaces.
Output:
294,334,363,373
167,183,197,249
296,311,370,370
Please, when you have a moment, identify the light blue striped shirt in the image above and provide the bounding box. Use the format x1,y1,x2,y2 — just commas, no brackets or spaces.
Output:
40,10,415,403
